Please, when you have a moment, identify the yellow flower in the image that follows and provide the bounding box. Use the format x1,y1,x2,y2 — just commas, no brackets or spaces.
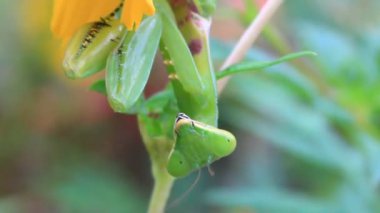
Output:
121,0,156,31
51,0,155,40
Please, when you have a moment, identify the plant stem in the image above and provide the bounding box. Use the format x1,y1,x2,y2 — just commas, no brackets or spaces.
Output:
138,115,176,213
145,1,283,211
148,161,174,213
217,0,284,94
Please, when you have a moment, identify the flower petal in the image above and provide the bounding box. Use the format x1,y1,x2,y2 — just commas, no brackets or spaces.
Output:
121,0,155,30
51,0,120,39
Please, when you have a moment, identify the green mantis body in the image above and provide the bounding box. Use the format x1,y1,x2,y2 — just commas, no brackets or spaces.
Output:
167,113,236,178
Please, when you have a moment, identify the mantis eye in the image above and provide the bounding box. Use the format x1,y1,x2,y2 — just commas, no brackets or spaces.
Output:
175,113,191,124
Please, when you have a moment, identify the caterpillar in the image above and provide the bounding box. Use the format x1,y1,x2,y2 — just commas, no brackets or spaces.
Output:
78,4,123,56
63,3,126,79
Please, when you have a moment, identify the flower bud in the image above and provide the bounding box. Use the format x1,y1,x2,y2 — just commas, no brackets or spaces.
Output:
106,15,162,113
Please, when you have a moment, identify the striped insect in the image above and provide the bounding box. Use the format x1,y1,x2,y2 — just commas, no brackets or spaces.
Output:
167,113,236,178
63,4,125,79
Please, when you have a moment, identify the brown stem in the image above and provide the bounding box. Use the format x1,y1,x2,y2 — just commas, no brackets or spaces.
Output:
217,0,284,94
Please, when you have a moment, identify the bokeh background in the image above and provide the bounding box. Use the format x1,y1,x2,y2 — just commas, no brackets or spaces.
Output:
1,0,380,212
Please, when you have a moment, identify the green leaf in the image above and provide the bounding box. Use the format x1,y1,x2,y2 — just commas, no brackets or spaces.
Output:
216,51,317,79
159,1,217,125
206,189,334,213
142,88,174,114
138,89,178,142
45,163,145,213
194,0,217,16
106,15,162,113
89,79,106,95
160,9,204,94
220,75,353,172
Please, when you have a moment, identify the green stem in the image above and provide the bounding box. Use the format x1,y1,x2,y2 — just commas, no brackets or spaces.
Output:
138,114,176,213
148,162,175,213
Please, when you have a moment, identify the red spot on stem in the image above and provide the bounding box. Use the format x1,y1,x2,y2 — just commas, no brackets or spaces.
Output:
188,39,202,55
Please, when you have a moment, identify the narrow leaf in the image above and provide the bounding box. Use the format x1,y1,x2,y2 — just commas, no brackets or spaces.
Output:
89,79,106,95
160,10,204,94
216,51,317,79
194,0,217,16
142,87,174,113
206,189,333,212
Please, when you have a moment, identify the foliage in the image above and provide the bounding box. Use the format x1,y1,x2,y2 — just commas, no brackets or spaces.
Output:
204,1,380,212
1,0,380,212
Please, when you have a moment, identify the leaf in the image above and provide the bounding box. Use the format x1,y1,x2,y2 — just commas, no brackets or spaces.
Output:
159,1,217,125
216,51,317,79
160,9,204,94
106,15,162,113
357,134,380,186
89,79,106,95
206,188,334,213
138,89,178,140
219,75,353,172
194,0,217,16
44,163,145,213
142,88,174,114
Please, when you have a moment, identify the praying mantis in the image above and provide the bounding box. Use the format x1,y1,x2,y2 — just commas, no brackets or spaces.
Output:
168,113,236,178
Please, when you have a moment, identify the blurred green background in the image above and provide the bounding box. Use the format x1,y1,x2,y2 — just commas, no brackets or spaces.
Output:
1,0,380,212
